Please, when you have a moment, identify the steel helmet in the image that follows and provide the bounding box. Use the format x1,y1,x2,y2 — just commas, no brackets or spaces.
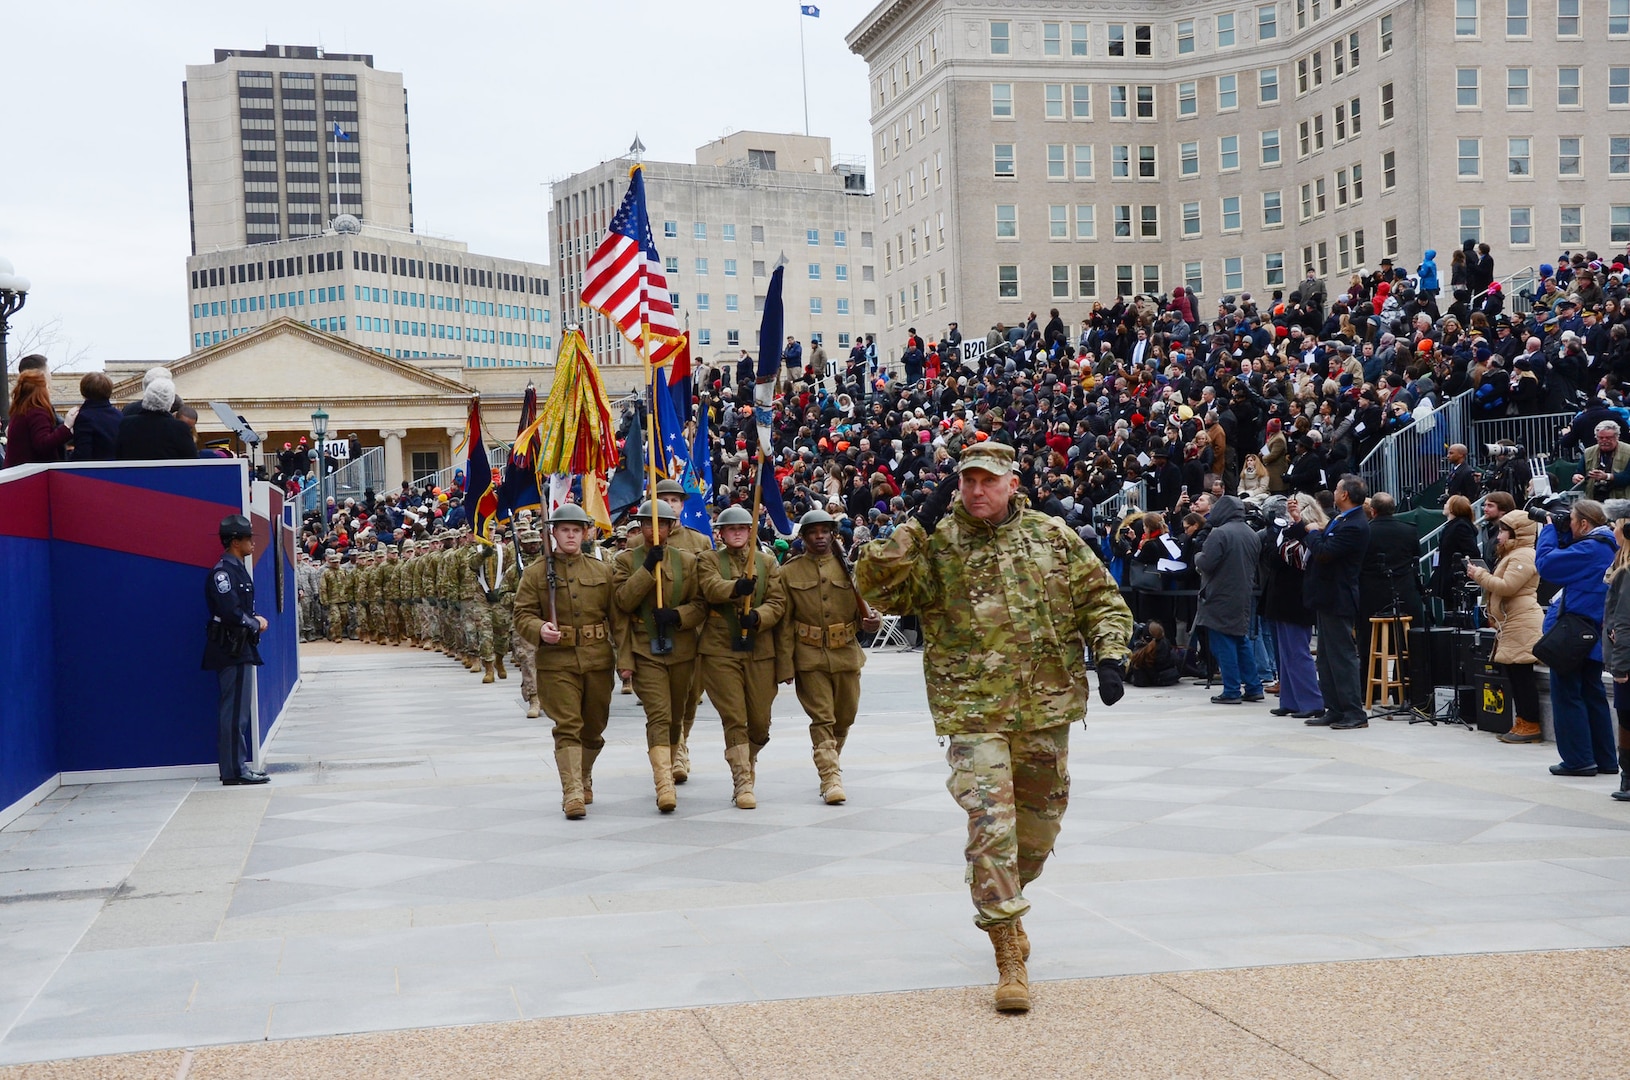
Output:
635,500,679,522
715,505,754,527
797,508,837,531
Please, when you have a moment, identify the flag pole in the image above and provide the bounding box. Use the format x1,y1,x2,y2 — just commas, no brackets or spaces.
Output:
799,8,810,136
642,322,663,609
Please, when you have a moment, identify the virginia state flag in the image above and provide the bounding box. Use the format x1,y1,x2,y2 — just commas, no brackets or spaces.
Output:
800,4,820,15
465,398,499,544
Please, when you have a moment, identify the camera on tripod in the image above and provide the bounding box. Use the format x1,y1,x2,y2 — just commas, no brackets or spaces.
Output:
1484,442,1525,458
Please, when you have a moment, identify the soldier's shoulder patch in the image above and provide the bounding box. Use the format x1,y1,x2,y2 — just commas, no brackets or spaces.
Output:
214,572,232,593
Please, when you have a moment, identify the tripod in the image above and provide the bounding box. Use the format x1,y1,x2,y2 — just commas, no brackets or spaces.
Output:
1373,563,1420,722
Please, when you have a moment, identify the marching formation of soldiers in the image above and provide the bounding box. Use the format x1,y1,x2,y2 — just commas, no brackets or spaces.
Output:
296,477,882,819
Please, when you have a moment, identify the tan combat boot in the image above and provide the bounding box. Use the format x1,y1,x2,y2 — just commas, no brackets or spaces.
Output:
813,742,846,804
582,745,601,806
620,673,634,695
526,696,541,719
494,656,508,680
724,744,757,809
648,746,678,812
1498,717,1543,743
556,747,586,819
1015,916,1030,961
672,739,691,784
481,660,496,684
987,923,1031,1013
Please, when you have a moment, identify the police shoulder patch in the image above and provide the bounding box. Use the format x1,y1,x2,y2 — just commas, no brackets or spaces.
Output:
214,572,232,593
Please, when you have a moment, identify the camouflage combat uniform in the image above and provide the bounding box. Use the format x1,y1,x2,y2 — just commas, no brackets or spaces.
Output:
382,551,404,644
501,553,538,707
318,558,347,641
856,486,1131,930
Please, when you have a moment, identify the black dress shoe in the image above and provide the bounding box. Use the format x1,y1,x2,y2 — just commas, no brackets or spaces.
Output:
1270,707,1295,716
1329,717,1369,730
1303,714,1334,726
1550,764,1599,777
1210,694,1243,704
1293,709,1325,720
1242,694,1266,703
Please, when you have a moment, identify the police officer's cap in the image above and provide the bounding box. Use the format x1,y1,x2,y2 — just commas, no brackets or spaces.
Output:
219,514,254,541
715,505,754,527
548,504,594,527
798,508,836,531
635,500,679,522
654,478,688,497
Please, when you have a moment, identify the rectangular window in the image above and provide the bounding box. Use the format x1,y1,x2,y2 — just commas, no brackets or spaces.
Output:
1265,252,1285,286
1142,265,1162,294
1508,136,1531,176
808,262,822,280
695,257,709,275
1049,205,1069,239
1459,137,1482,176
695,293,710,311
995,204,1017,237
1182,201,1201,236
994,144,1015,176
1110,85,1129,118
1380,12,1395,52
1384,149,1397,188
1052,265,1070,299
1559,67,1581,106
725,293,739,311
1260,67,1280,104
1509,206,1533,245
1259,4,1278,39
1558,0,1580,34
724,258,738,277
1178,19,1196,53
722,223,736,242
1348,31,1360,71
1381,82,1395,122
1116,265,1134,297
1225,256,1244,291
810,298,823,315
1185,262,1203,296
1071,84,1092,119
1384,217,1399,257
1181,141,1200,176
1263,190,1284,226
693,221,707,240
1220,134,1240,170
665,256,679,275
1078,264,1098,298
1135,24,1152,55
1045,83,1065,119
1136,85,1155,119
1048,143,1067,179
1113,144,1131,178
990,20,1010,53
1109,24,1125,55
1179,81,1198,116
1218,74,1238,111
1222,195,1243,232
1457,0,1479,35
833,230,846,247
1507,0,1528,36
1071,22,1088,55
1262,128,1282,165
1043,21,1062,54
1457,67,1480,107
1114,204,1133,237
1073,144,1094,179
1612,136,1630,174
998,265,1019,297
1075,204,1097,239
1338,232,1352,271
1612,0,1630,33
1218,12,1236,46
1337,167,1350,205
663,220,678,238
991,83,1013,117
1138,144,1157,178
835,264,848,282
1560,205,1583,243
1335,103,1348,141
1507,67,1530,107
1613,67,1630,105
1460,206,1483,242
1349,96,1362,134
1557,137,1581,175
1614,206,1630,244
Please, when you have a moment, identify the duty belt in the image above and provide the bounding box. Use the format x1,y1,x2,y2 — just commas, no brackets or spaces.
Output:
556,622,610,646
795,621,856,649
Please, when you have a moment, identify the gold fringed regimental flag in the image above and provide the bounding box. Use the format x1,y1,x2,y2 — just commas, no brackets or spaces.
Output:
533,329,617,533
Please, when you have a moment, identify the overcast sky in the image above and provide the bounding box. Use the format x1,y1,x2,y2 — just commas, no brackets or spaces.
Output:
0,0,876,368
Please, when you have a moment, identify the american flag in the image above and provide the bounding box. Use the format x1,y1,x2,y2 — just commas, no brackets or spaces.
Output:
579,164,684,367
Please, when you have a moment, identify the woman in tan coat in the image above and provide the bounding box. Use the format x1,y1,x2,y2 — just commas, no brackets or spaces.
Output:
1467,509,1544,743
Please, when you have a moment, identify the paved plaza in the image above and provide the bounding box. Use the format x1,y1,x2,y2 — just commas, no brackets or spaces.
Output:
3,642,1630,1075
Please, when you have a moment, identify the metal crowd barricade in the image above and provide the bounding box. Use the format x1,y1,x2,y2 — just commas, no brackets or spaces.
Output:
1094,479,1148,525
298,446,385,515
1471,412,1576,470
1356,389,1474,511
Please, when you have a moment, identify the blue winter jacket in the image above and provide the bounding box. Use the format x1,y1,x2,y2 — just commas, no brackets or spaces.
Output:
1418,250,1441,293
1535,522,1617,662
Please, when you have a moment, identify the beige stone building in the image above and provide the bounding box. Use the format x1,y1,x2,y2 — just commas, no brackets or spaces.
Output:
551,132,880,373
847,0,1630,334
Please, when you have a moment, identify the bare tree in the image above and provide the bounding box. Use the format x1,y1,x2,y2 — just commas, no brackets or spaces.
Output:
7,317,93,373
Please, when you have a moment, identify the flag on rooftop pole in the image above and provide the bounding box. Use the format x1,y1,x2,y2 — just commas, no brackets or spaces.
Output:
800,4,820,15
332,121,350,141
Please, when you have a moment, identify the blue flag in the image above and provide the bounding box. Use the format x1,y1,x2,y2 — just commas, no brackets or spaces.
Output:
607,412,645,517
653,376,688,479
681,405,713,537
332,121,351,141
800,4,820,15
759,457,794,536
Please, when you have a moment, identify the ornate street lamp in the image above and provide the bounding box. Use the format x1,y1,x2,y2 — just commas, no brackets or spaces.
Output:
0,256,33,433
311,407,329,519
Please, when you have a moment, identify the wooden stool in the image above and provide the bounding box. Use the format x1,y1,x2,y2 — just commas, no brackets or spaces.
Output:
1366,616,1412,708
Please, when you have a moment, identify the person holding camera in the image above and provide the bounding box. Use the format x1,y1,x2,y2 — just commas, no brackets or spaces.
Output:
1466,510,1544,744
1432,495,1484,609
1534,499,1618,777
203,515,268,786
1572,421,1630,502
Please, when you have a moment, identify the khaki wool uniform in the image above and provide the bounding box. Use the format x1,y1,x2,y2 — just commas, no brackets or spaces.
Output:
513,552,617,756
318,563,347,641
697,547,786,751
778,551,868,753
613,546,708,749
630,523,712,744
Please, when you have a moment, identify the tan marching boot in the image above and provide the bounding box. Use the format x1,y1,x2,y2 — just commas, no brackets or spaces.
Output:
672,739,691,784
481,661,496,684
556,747,587,819
1015,916,1031,962
1498,717,1544,744
648,746,678,812
583,749,603,807
526,696,541,719
620,674,634,695
987,923,1031,1013
494,656,508,680
813,742,846,804
724,744,757,809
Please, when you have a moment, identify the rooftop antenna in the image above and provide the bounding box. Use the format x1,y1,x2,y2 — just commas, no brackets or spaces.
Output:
629,134,646,164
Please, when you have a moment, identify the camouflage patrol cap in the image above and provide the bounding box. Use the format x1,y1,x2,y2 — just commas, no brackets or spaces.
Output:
325,550,340,562
635,499,679,522
715,505,753,527
548,504,594,527
518,528,544,544
957,442,1017,476
798,508,836,531
386,546,399,557
655,478,688,497
401,539,416,552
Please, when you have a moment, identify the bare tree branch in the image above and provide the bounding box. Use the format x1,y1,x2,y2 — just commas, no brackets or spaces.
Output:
8,317,94,373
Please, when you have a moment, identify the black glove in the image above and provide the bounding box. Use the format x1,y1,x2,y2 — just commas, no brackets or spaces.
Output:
740,609,761,629
653,606,682,631
642,544,665,572
1096,660,1126,707
915,478,958,534
732,576,756,597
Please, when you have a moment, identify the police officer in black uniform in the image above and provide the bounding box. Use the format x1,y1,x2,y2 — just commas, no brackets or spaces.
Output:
204,514,269,786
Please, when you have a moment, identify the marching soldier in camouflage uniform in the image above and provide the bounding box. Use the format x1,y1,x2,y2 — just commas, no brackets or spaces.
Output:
463,533,510,683
358,550,380,643
446,531,472,667
394,542,414,646
318,550,347,641
505,528,545,717
344,550,363,640
614,500,708,813
697,505,786,810
856,442,1132,1015
382,545,404,645
778,509,882,805
637,478,713,782
513,505,617,818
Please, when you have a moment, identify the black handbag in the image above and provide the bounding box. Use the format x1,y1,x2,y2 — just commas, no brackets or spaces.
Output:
1127,562,1167,591
1531,594,1600,674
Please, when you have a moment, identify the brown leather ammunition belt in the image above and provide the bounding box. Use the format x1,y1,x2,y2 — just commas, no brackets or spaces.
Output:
557,622,609,646
796,621,855,648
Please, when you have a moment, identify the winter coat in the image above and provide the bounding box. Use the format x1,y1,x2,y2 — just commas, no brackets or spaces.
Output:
1470,510,1542,665
114,408,197,461
2,407,73,468
1418,250,1441,293
1535,522,1617,664
71,398,122,461
1605,570,1630,678
1193,496,1259,638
